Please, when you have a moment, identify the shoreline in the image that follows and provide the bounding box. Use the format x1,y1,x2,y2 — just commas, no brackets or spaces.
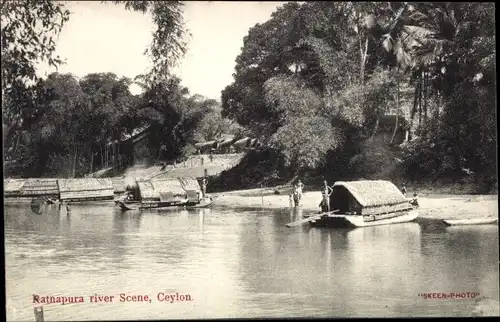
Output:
212,189,498,223
5,185,498,224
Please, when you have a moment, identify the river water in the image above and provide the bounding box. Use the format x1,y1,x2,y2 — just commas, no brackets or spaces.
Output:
4,202,499,320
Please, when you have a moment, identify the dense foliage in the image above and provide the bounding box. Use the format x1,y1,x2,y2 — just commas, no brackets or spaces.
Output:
3,72,236,177
222,2,496,190
2,1,236,177
2,2,496,192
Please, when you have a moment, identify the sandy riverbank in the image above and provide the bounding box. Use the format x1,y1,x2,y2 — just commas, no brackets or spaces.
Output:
212,189,498,222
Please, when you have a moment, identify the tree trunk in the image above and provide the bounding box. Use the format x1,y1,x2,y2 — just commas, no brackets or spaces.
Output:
424,72,428,122
360,37,369,84
369,113,381,141
418,73,422,125
12,133,21,155
359,35,364,82
72,145,78,178
390,72,400,144
435,92,440,119
90,149,94,173
100,144,104,170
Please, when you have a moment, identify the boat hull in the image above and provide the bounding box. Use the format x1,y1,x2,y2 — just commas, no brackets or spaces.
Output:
185,198,213,209
117,197,213,211
443,218,498,226
310,210,419,228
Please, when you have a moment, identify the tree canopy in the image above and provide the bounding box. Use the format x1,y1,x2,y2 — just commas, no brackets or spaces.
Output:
222,2,496,186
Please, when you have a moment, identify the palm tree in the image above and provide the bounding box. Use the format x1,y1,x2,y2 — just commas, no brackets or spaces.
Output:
363,3,461,138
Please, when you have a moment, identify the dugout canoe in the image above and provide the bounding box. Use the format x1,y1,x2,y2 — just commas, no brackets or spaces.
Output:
443,218,498,226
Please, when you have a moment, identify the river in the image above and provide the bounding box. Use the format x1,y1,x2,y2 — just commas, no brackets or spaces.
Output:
4,202,499,320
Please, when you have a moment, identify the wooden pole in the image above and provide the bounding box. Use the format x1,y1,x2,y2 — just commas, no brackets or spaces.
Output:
34,306,44,322
90,150,94,173
261,184,264,207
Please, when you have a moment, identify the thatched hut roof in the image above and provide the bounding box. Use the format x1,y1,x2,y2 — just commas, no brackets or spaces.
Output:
332,180,407,208
232,137,251,149
136,180,156,200
152,179,185,196
20,178,59,197
137,178,187,201
217,136,237,148
58,178,114,201
111,176,127,193
233,137,261,149
4,179,26,197
194,140,219,150
178,177,201,192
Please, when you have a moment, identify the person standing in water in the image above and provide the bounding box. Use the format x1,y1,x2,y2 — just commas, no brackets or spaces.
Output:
320,180,333,213
201,176,208,197
292,184,300,207
296,179,304,202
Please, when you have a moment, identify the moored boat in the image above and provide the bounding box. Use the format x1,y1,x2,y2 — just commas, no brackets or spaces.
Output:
115,177,213,211
287,180,418,228
443,218,497,226
185,196,213,209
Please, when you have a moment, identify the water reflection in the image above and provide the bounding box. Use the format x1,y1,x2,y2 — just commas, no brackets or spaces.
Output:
4,204,499,320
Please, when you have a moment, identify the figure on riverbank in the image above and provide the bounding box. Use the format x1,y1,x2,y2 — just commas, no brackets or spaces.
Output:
401,182,407,196
296,179,304,201
319,180,333,213
202,177,208,197
410,192,419,207
292,184,300,207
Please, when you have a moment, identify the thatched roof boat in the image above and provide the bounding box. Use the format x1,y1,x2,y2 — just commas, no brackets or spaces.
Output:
19,178,59,197
4,179,27,197
329,180,411,216
58,178,114,202
287,180,418,228
137,178,186,203
121,177,209,210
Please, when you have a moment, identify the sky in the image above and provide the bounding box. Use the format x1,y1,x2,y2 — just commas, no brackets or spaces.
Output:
36,1,282,100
